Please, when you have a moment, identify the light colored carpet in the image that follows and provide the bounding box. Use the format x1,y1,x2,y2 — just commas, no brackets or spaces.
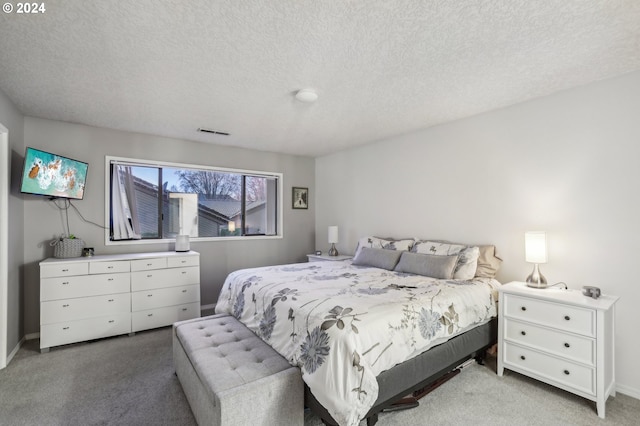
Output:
1,327,638,425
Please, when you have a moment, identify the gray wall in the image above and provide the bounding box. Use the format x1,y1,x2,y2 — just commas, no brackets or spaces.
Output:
22,117,315,335
0,89,25,358
315,71,640,398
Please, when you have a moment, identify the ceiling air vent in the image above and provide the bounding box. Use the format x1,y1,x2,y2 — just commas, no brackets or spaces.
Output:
198,128,230,136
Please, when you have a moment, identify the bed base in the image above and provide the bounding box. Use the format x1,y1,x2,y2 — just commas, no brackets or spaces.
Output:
305,318,497,426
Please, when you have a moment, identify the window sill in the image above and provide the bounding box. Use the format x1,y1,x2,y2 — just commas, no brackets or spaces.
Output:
105,234,283,246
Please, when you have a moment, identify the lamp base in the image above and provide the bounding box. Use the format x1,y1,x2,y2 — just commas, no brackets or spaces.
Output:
526,264,547,288
328,243,339,256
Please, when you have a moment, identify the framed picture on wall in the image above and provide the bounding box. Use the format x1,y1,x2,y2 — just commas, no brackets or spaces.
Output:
292,187,308,209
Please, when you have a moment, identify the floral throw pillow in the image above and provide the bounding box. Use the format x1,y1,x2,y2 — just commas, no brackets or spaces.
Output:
354,237,415,258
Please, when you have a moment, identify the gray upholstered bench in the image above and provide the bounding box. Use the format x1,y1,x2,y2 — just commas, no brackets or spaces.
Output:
173,314,304,426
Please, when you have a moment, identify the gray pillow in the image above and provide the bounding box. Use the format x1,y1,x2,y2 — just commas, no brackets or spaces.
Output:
352,247,403,270
394,252,458,279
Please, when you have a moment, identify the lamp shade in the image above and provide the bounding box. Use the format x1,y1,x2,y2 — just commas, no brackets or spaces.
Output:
328,226,339,244
228,221,236,232
525,231,547,264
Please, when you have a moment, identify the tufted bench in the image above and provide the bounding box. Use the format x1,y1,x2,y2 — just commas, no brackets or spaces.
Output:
173,314,303,426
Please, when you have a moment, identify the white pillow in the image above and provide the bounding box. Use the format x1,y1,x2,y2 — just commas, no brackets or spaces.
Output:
412,241,480,280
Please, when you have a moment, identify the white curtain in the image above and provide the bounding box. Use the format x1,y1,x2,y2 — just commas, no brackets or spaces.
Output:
111,165,142,240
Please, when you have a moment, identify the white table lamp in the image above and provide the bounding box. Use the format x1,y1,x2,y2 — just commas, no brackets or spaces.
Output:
328,226,339,256
525,231,548,288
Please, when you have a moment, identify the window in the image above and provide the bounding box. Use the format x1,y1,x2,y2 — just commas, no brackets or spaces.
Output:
106,156,281,244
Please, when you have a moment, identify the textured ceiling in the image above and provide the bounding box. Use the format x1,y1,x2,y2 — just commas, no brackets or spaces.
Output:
1,1,639,157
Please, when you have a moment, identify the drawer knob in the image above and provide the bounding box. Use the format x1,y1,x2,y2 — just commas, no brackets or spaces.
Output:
147,313,153,317
147,263,152,266
521,306,527,311
147,274,153,278
564,369,570,375
564,343,571,348
108,278,114,281
181,271,187,275
108,299,114,302
520,331,526,336
62,304,69,308
108,320,115,323
564,315,571,321
520,355,526,361
62,326,70,330
182,308,188,311
62,281,69,285
108,266,113,269
182,289,187,293
62,269,69,272
147,294,153,297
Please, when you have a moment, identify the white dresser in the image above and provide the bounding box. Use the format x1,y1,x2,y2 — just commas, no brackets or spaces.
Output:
40,251,200,352
497,281,618,418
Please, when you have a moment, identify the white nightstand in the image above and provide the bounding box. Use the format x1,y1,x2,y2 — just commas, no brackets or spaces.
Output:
306,254,353,262
497,281,619,418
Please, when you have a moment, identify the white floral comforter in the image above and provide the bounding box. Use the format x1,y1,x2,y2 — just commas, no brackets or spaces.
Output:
215,260,499,426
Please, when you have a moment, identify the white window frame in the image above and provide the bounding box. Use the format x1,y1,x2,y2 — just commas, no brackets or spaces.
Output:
105,156,283,246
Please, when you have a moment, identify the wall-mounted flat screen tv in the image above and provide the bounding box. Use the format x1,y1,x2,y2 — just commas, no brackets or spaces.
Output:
20,147,88,200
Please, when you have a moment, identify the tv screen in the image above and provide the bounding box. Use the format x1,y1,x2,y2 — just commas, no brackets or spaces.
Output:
20,147,88,200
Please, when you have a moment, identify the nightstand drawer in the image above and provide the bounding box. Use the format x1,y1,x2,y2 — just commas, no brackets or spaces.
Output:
504,342,595,396
503,294,595,337
504,318,595,366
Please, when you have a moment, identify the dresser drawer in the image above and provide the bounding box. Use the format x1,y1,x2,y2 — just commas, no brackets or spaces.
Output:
503,294,595,337
504,318,595,366
131,266,200,291
40,312,131,349
130,257,168,272
41,272,130,301
89,260,130,274
504,342,595,396
131,284,200,311
167,255,199,268
131,302,200,332
41,293,130,324
40,262,89,278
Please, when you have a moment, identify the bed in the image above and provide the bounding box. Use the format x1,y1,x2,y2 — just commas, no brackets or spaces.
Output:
215,238,502,426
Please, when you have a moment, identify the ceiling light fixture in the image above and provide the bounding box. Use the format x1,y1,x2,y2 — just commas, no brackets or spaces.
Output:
295,88,318,103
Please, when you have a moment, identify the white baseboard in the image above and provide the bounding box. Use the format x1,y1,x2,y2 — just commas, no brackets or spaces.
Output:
25,332,40,341
616,384,640,400
6,335,26,365
201,303,216,312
